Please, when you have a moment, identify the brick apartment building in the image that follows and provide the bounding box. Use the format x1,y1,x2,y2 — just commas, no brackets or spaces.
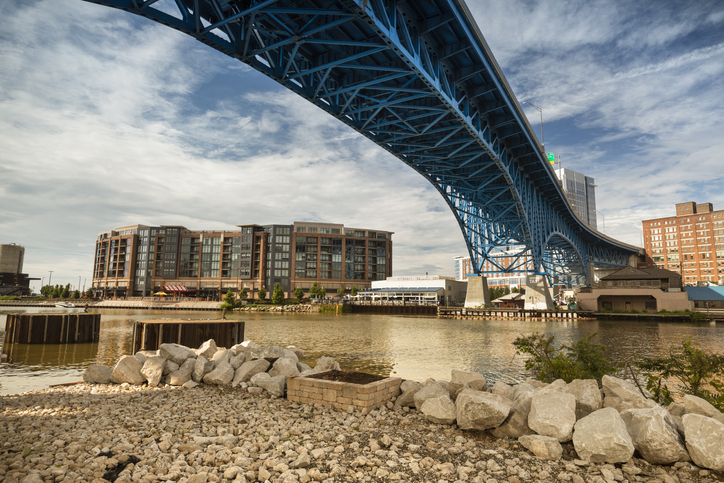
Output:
92,222,393,299
642,202,724,285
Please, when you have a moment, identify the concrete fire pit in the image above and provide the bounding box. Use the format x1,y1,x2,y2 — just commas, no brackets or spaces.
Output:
287,370,402,412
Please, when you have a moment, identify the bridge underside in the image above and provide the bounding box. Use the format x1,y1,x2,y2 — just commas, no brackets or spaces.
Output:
81,0,640,284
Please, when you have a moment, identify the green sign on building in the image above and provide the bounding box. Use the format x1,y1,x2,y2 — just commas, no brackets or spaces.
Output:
547,152,555,164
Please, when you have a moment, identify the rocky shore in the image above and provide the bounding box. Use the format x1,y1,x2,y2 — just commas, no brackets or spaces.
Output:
0,383,721,483
2,338,724,483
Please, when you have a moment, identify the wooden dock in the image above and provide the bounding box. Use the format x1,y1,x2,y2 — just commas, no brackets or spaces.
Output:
131,319,245,353
438,307,595,320
4,313,101,344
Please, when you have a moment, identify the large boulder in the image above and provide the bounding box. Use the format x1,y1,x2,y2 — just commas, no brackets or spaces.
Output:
519,435,563,460
682,395,724,424
491,409,535,439
84,364,112,384
268,357,301,378
281,348,299,362
682,413,724,471
395,380,423,408
303,356,340,374
196,339,218,360
192,356,214,383
451,369,487,391
510,382,535,401
163,360,179,376
203,361,234,386
528,390,576,442
286,345,305,359
491,381,513,400
111,355,146,384
261,346,287,360
572,407,635,464
421,395,456,425
602,375,646,401
413,383,449,411
212,348,232,366
620,406,689,465
456,390,512,430
252,373,287,397
229,352,246,370
168,359,195,386
565,379,602,419
159,343,196,365
141,356,166,387
232,359,271,387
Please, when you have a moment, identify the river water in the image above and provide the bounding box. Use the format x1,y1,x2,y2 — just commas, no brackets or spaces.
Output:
1,307,722,396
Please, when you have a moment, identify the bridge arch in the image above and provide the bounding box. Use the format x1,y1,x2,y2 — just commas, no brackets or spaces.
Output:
542,232,587,286
80,0,640,282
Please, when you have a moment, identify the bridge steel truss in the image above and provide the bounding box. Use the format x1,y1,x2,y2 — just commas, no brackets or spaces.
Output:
82,0,640,284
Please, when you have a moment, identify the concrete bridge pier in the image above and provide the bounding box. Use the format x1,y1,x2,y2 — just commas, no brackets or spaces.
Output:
464,275,490,308
524,275,555,310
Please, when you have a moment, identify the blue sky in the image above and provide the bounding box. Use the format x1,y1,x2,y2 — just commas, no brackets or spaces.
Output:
1,0,723,291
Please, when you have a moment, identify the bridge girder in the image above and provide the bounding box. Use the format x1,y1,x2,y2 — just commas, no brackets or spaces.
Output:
81,0,640,283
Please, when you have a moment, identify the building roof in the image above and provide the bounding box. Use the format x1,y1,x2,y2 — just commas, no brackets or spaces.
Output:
599,266,681,281
685,286,724,301
492,292,524,302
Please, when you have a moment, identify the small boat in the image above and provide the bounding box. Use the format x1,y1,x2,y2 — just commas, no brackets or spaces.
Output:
55,302,76,308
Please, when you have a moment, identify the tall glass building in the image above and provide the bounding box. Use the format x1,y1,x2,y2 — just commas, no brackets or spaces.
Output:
560,168,598,230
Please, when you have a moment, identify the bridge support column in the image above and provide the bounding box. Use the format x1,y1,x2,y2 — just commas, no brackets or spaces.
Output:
465,276,490,308
524,275,554,310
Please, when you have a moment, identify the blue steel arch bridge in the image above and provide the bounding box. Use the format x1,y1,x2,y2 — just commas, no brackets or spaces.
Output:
82,0,641,285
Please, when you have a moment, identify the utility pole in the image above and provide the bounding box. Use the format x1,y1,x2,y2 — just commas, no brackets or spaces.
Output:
48,270,53,288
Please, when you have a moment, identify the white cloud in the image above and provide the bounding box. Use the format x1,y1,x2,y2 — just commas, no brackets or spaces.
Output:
1,0,723,289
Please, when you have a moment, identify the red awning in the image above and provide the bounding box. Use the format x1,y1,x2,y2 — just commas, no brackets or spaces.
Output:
163,285,189,292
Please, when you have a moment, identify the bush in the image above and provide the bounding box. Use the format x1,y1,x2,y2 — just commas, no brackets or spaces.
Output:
637,337,724,410
512,332,617,384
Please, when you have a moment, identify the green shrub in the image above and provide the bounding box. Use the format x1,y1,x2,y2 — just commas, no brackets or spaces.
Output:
637,337,724,410
513,332,617,384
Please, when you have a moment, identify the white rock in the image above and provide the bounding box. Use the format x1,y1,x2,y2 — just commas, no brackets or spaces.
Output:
163,360,180,375
212,348,232,366
232,359,271,387
456,390,512,430
83,364,112,384
491,408,534,439
286,345,306,359
451,369,487,391
602,375,647,401
510,382,535,401
565,379,602,419
420,395,456,425
141,356,165,387
250,372,271,386
281,348,299,362
395,380,423,408
159,343,196,365
682,394,724,424
196,339,218,359
491,381,513,400
229,352,246,369
682,413,724,471
306,356,340,373
192,355,214,383
110,355,146,385
134,352,148,365
572,407,635,464
528,390,576,441
620,406,689,465
203,361,234,386
518,434,563,460
268,357,301,378
255,374,287,397
261,346,286,360
168,359,195,386
413,383,449,410
182,380,200,389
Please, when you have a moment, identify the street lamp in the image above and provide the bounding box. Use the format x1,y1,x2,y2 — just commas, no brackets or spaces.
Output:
522,101,544,149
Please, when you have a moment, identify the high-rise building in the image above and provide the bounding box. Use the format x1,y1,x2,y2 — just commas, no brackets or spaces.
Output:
560,168,597,229
92,222,393,299
642,201,724,285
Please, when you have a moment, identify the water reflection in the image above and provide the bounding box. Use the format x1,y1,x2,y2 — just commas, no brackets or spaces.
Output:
1,307,722,396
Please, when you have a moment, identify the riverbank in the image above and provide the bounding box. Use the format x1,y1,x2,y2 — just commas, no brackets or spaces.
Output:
2,383,721,483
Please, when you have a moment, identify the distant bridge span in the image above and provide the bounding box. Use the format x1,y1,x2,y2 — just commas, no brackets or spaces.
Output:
82,0,641,284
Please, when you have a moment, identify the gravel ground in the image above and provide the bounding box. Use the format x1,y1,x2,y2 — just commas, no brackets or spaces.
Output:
1,383,722,483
